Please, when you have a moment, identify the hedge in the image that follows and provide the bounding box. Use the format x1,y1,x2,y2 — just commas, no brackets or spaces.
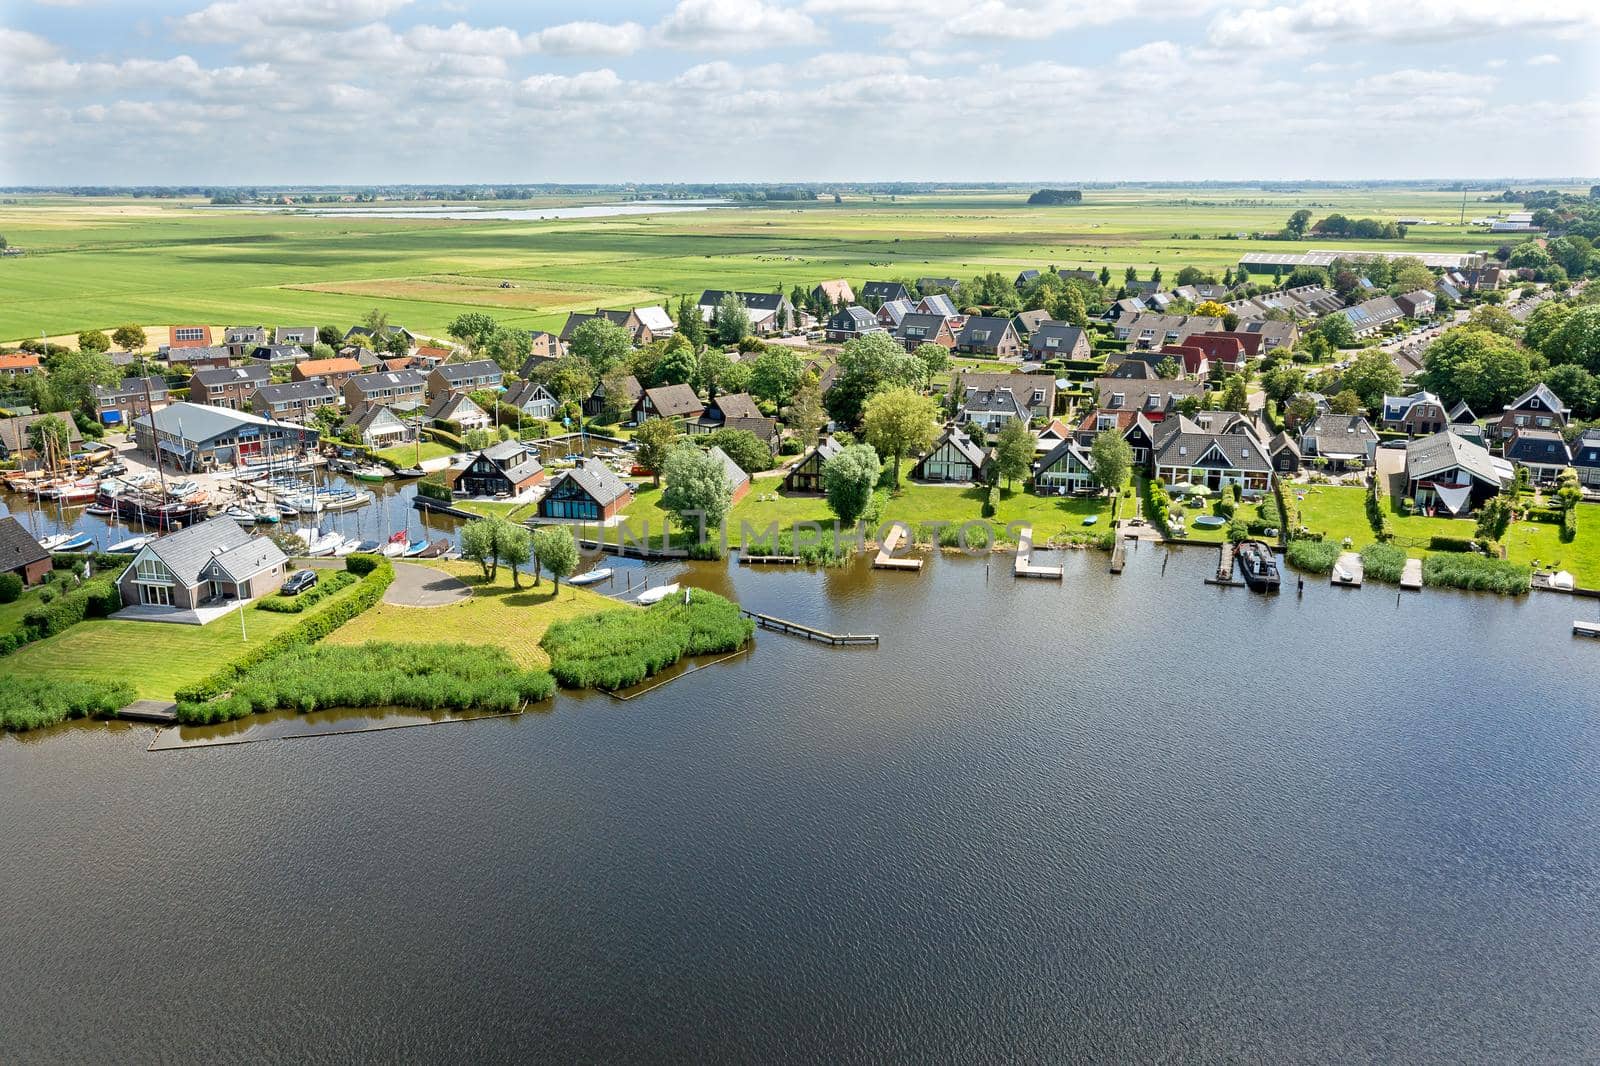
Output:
0,573,122,656
256,570,357,613
0,675,135,731
173,555,394,703
1423,553,1531,595
540,588,754,691
1365,474,1391,540
1285,539,1341,574
1359,542,1408,584
1427,535,1476,553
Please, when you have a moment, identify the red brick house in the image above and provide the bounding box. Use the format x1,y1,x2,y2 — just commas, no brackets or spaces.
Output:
0,516,51,586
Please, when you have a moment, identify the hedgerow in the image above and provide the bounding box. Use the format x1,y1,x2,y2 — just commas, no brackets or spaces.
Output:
256,570,357,613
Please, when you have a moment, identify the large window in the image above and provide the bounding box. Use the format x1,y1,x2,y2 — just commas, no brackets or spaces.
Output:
135,557,174,583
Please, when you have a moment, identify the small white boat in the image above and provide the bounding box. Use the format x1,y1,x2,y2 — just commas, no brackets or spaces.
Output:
635,582,680,606
401,538,429,557
332,537,363,557
166,480,199,497
222,506,257,524
306,530,343,557
569,567,613,587
40,531,93,552
106,534,151,554
381,531,409,557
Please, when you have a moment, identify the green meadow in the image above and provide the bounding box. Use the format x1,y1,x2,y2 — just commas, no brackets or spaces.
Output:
0,187,1525,343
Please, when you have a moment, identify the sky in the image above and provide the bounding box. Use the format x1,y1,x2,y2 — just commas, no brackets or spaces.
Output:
1,0,1598,185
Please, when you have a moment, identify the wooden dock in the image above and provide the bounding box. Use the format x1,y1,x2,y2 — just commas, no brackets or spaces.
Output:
739,554,801,565
1013,524,1063,580
873,522,923,571
1400,558,1423,590
741,610,879,646
1574,619,1600,638
117,699,177,724
1109,532,1127,574
1332,552,1363,588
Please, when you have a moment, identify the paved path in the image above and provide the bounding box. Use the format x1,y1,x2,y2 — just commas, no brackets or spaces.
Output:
384,561,473,607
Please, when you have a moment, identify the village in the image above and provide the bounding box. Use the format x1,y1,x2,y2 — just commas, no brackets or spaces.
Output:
3,211,1600,729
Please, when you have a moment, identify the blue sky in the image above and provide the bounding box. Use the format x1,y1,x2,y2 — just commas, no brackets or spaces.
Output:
2,0,1596,185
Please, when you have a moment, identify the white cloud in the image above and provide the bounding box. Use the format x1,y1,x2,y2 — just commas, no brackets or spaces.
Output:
528,20,647,57
173,0,414,43
1208,0,1600,56
657,0,824,50
1528,53,1561,65
403,22,525,57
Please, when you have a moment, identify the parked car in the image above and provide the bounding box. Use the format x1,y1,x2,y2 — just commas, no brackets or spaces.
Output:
282,569,318,595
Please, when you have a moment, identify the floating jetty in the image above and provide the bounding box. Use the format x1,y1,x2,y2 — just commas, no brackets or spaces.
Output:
1013,524,1063,580
1400,558,1423,590
1332,552,1363,588
1205,542,1247,588
1575,620,1600,638
741,610,878,646
116,700,178,724
873,522,922,571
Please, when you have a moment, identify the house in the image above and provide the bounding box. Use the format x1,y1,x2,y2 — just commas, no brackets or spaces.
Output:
1073,409,1158,466
917,277,960,296
248,344,308,368
1570,429,1600,489
346,403,414,449
163,345,232,371
1035,417,1074,454
896,313,957,351
1112,313,1222,349
526,330,563,361
537,458,633,521
224,326,268,358
274,326,318,348
1381,390,1453,437
116,517,287,612
1104,296,1147,320
93,377,169,426
342,369,428,412
188,365,270,410
0,413,83,462
133,402,316,471
166,325,213,350
292,357,363,391
876,298,914,330
1339,296,1405,337
0,516,51,586
697,290,798,335
1058,269,1099,283
956,372,1055,424
812,279,856,307
916,293,958,317
455,440,543,497
583,374,643,419
633,305,675,343
957,386,1029,431
911,426,991,483
251,380,337,421
1267,431,1301,475
1155,344,1211,378
1123,279,1159,297
693,392,764,434
1106,358,1159,380
1493,383,1569,441
504,380,558,421
706,445,752,504
860,281,911,308
783,436,842,493
1095,377,1202,418
1299,414,1379,471
1395,290,1437,318
955,316,1022,358
411,345,450,369
345,324,415,347
632,383,704,425
1404,428,1508,516
1010,308,1052,340
428,359,502,399
1179,333,1250,374
426,392,491,433
0,353,41,376
1033,437,1097,495
1151,413,1275,498
824,306,885,342
1223,320,1296,353
560,310,624,345
1014,269,1040,291
1504,429,1572,486
1172,283,1231,304
721,415,782,456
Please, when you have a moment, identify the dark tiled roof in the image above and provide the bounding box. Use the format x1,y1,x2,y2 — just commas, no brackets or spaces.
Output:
0,515,49,572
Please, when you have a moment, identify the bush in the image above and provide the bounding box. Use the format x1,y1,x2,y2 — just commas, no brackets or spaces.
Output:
1365,474,1390,540
5,573,121,655
174,557,394,703
1145,478,1173,538
1359,542,1408,584
0,573,21,604
540,588,754,691
344,552,382,577
1427,535,1476,553
416,474,452,502
1286,539,1341,574
1422,553,1531,594
256,570,357,613
0,675,135,731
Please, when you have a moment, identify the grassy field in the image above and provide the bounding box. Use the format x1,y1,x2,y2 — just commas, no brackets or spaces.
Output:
324,560,608,669
376,440,457,465
0,187,1527,343
0,579,367,700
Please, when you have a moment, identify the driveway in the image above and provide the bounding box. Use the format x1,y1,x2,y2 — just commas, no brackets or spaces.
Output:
384,561,472,607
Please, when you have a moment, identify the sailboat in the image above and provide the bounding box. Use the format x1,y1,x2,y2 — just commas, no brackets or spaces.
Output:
381,530,409,557
40,531,93,551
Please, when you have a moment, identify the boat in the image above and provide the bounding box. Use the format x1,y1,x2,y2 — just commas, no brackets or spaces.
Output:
166,479,199,497
414,538,450,559
333,537,364,557
401,538,430,557
1082,514,1099,526
352,465,391,482
395,467,425,479
1236,539,1282,592
106,534,151,554
40,531,93,552
254,511,280,525
222,506,257,524
635,583,680,606
569,567,614,587
85,504,116,517
306,529,344,557
353,540,381,554
381,531,409,557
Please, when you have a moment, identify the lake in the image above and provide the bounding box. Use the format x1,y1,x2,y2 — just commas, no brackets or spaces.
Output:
5,545,1600,1062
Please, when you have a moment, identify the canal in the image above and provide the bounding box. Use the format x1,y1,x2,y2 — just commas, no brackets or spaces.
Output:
4,544,1599,1061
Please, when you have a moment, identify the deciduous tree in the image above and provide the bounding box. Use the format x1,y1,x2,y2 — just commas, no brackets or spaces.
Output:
993,418,1033,489
111,324,146,352
661,443,734,538
633,416,679,487
861,386,938,488
823,443,880,526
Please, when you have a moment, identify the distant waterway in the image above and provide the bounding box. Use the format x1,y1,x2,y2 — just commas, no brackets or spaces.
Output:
5,542,1600,1061
202,198,733,221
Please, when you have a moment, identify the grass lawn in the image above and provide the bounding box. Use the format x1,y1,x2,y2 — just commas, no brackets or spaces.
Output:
0,579,368,700
1501,509,1600,587
455,499,534,521
324,560,609,670
0,577,66,632
376,440,457,466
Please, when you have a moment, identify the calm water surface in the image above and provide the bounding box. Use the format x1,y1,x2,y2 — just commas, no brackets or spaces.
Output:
5,544,1600,1062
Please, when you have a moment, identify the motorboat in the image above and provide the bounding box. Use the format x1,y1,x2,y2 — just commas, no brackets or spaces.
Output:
85,504,116,517
106,534,151,554
222,506,257,524
635,583,680,606
254,511,280,525
394,467,425,479
1236,539,1282,592
166,480,199,497
40,531,93,552
352,465,391,482
568,567,613,587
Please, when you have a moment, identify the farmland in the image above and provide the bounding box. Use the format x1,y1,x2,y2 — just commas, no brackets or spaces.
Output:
0,187,1525,344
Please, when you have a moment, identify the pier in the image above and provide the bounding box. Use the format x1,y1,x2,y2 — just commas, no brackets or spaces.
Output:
873,522,922,571
1332,552,1363,588
117,699,178,724
1012,524,1063,580
1400,558,1422,590
1575,620,1600,638
1205,542,1246,587
740,610,879,646
739,553,802,565
1110,533,1127,574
